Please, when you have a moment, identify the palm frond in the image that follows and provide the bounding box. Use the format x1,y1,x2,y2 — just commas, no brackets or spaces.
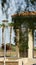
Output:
8,22,14,27
1,23,5,27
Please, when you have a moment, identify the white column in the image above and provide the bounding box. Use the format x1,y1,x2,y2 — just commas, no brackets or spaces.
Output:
16,29,20,58
28,29,33,58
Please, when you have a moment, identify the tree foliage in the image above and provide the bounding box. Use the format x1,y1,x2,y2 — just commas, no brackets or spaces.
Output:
30,0,36,4
1,0,36,18
8,22,14,27
13,15,35,57
1,0,6,7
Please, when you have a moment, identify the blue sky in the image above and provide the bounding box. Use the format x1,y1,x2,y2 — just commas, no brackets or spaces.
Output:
0,0,36,23
0,0,36,46
0,0,16,45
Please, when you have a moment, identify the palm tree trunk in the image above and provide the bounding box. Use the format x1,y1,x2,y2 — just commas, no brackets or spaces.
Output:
2,28,4,57
10,26,12,56
2,27,4,44
10,26,12,44
2,26,6,65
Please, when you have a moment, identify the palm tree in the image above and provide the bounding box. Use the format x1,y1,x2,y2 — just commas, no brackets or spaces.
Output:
1,23,5,45
8,22,14,56
0,23,5,48
0,24,2,46
0,24,5,57
8,22,14,44
0,23,5,57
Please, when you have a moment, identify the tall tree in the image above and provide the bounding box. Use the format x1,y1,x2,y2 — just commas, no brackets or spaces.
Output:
1,24,5,44
8,22,14,44
1,23,5,58
8,22,14,56
1,0,10,19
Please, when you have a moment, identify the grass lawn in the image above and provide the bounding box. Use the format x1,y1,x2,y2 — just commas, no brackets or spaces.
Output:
34,47,36,51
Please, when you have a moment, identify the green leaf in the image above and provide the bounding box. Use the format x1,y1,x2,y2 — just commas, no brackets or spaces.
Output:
8,22,14,26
